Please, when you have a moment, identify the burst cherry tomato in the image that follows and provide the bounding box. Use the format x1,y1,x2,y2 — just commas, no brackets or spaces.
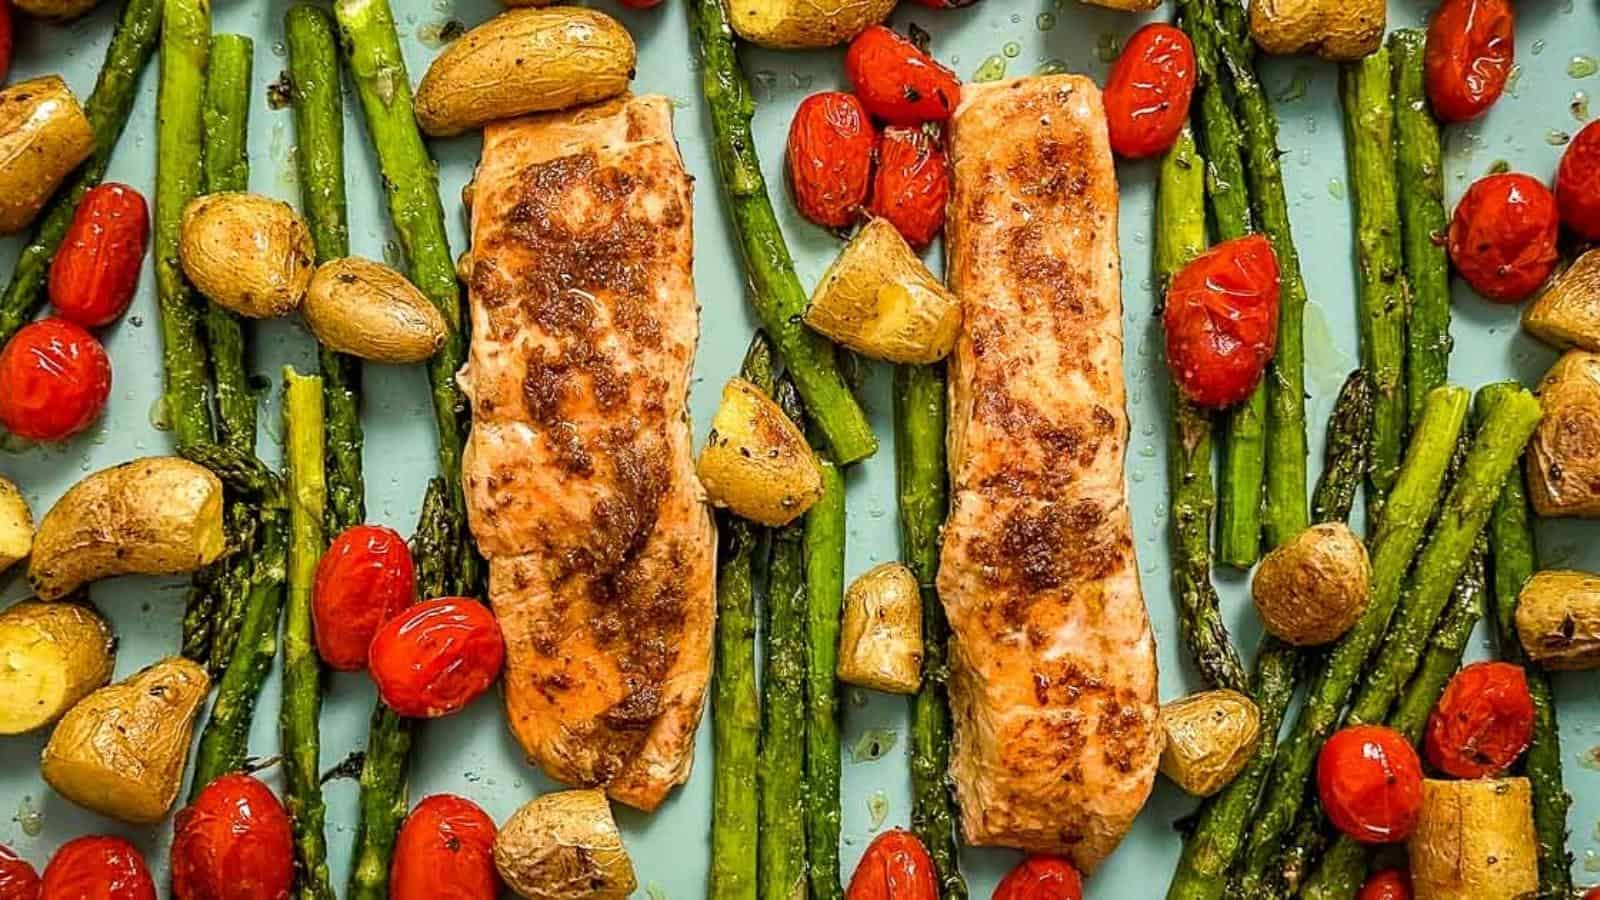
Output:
992,855,1083,900
1162,233,1280,409
1104,23,1196,159
171,773,294,900
48,183,149,328
390,795,500,900
787,92,876,229
314,524,417,671
1357,868,1412,900
869,127,949,248
1557,120,1600,240
0,843,39,900
845,25,961,125
1425,0,1514,123
846,830,937,900
1317,724,1424,845
39,837,155,900
0,318,112,441
1424,660,1534,778
369,596,504,718
1447,172,1559,303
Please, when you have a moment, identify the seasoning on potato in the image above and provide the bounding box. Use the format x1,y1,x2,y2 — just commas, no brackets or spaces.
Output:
1250,522,1371,646
1406,777,1538,900
0,599,113,735
836,562,924,694
1523,247,1600,352
414,7,636,138
1527,350,1600,517
0,475,31,575
178,191,315,319
1250,0,1384,60
303,257,447,364
1514,569,1600,670
493,788,637,900
0,76,95,235
696,377,823,527
804,217,962,365
1158,689,1261,797
730,0,895,49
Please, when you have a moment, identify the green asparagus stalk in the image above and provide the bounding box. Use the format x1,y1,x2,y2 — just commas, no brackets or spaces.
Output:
201,34,255,452
805,452,845,900
687,0,877,465
1311,372,1375,526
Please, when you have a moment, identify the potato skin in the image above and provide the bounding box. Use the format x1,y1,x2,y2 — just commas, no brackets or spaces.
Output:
0,474,32,574
1515,569,1600,670
1251,522,1371,646
179,192,316,318
729,0,895,49
1528,350,1600,518
837,562,924,694
0,76,95,235
1078,0,1162,11
304,257,447,363
28,456,227,601
415,8,635,137
1407,777,1537,900
696,377,823,526
13,0,101,18
0,600,113,735
805,217,962,364
1158,689,1261,797
1523,248,1600,352
493,789,637,900
1250,0,1384,60
42,657,210,823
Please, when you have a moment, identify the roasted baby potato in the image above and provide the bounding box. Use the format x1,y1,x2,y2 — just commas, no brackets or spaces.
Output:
0,599,113,735
1407,778,1537,900
415,8,635,137
42,656,210,823
494,788,637,900
179,192,316,318
729,0,895,49
1077,0,1161,11
1158,689,1261,797
1528,350,1600,518
0,76,95,235
13,0,101,17
1250,0,1384,60
0,474,32,574
837,562,924,694
29,456,227,600
1515,569,1600,670
697,377,823,526
1524,248,1600,352
1250,522,1371,646
804,217,962,364
304,257,448,364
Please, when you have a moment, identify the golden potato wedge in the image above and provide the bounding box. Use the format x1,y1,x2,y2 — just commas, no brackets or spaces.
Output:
1158,689,1261,797
1078,0,1161,12
1408,778,1537,900
0,76,95,235
42,656,209,823
804,217,962,364
1524,248,1600,352
0,474,32,574
837,562,923,694
304,257,448,363
415,8,635,137
1250,0,1384,60
1527,350,1600,518
29,456,227,600
696,377,823,526
729,0,895,49
180,192,316,318
1251,522,1370,646
0,599,113,734
494,789,637,900
1515,569,1600,670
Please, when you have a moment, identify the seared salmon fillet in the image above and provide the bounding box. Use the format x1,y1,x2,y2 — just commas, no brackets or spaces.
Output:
938,75,1162,872
459,95,714,811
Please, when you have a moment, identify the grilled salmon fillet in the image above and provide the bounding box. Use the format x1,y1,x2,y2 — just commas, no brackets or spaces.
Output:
459,95,714,812
938,75,1162,872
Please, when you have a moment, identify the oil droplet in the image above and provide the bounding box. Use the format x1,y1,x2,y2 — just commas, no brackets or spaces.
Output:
789,72,813,90
973,55,1008,83
1327,178,1346,200
751,69,777,98
1036,11,1056,30
1586,849,1600,874
149,395,172,432
1548,129,1573,146
1036,58,1069,76
415,18,464,48
1096,33,1121,63
1532,38,1547,56
1505,64,1523,98
1569,54,1599,79
16,795,41,836
1277,65,1311,103
852,728,898,762
1002,41,1021,59
867,790,889,829
646,884,668,900
1574,90,1591,122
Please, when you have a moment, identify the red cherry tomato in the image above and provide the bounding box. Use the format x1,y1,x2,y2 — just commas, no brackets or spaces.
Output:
390,795,500,900
171,773,294,900
992,855,1083,900
1357,868,1412,900
48,183,149,328
0,843,39,900
787,92,876,229
0,2,12,85
1557,120,1600,240
1584,888,1600,900
617,0,661,7
845,830,937,900
845,26,962,126
1447,172,1559,303
313,524,417,671
1425,0,1514,123
0,318,112,441
1162,233,1281,409
869,127,949,248
1424,660,1534,778
39,837,155,900
369,597,505,718
1317,724,1424,845
1104,23,1196,160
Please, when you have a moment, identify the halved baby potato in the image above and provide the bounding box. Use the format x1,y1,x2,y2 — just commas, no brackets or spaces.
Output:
730,0,895,49
697,377,823,527
805,217,961,365
0,599,113,735
0,475,32,575
1524,247,1600,353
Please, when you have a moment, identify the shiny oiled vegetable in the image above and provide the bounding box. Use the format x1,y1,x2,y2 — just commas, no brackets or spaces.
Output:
1407,778,1538,900
493,789,636,900
0,317,112,443
1515,570,1600,669
0,76,95,235
805,218,960,364
0,473,30,576
179,191,316,319
1527,350,1600,517
729,0,893,48
1523,247,1600,352
1251,522,1371,646
303,257,447,363
1249,0,1383,59
837,562,924,695
1158,689,1261,797
805,444,846,900
0,599,113,735
697,377,824,526
172,774,295,900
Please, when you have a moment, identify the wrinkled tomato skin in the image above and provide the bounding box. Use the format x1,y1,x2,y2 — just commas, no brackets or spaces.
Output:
845,26,961,126
313,524,417,671
369,597,505,718
48,183,149,329
171,774,294,900
1557,120,1600,240
845,830,938,900
787,92,876,229
869,127,949,248
1162,233,1281,409
1317,725,1424,845
1104,23,1196,160
390,795,500,900
1447,172,1559,303
1425,0,1515,123
991,855,1083,900
39,836,155,900
0,318,112,442
0,843,39,900
1357,868,1411,900
1424,660,1534,778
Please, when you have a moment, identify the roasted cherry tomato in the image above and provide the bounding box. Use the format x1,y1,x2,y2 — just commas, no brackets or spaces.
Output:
369,596,505,718
845,25,961,125
1357,868,1411,900
171,773,294,900
1425,0,1514,123
313,524,417,671
869,127,949,248
48,183,149,328
0,2,12,86
1447,172,1559,303
846,830,937,900
1557,119,1600,240
39,836,155,900
1424,660,1534,778
0,318,112,442
390,795,500,900
1104,23,1196,159
1317,724,1424,845
617,0,661,7
1162,233,1280,409
992,855,1083,900
0,843,39,900
1584,888,1600,900
787,92,876,229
